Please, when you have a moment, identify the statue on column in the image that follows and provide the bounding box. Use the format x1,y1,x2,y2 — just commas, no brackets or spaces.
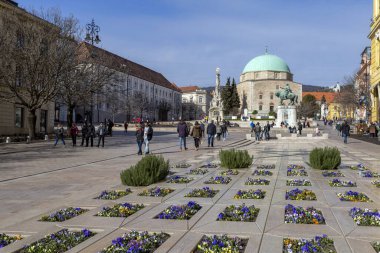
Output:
275,84,298,105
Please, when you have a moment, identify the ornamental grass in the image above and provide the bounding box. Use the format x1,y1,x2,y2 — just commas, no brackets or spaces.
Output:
155,201,202,220
17,229,95,253
96,203,144,217
138,187,174,197
194,234,248,253
285,188,317,201
245,178,270,185
234,189,266,199
217,204,260,222
120,155,169,186
95,188,132,200
219,149,253,169
283,235,336,253
284,204,325,224
309,147,341,170
100,231,170,253
40,207,88,222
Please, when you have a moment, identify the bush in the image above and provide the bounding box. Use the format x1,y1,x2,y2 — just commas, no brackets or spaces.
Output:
219,149,253,169
120,155,170,186
252,110,258,115
309,147,341,170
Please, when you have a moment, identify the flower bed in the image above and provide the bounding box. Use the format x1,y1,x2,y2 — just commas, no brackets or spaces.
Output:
0,233,22,248
337,191,372,202
328,179,356,187
234,189,266,199
283,235,336,253
286,179,311,186
322,171,344,177
97,203,144,217
257,164,275,170
359,170,380,178
167,175,193,183
349,207,380,226
288,164,306,170
285,189,317,201
155,201,202,220
219,169,239,175
189,168,209,175
200,163,218,168
194,234,248,253
172,162,191,168
100,231,170,253
284,204,325,224
287,168,308,177
40,207,88,222
17,229,95,253
372,241,380,252
252,169,273,176
350,163,367,170
138,187,174,197
372,180,380,188
185,187,219,198
204,176,232,184
217,204,260,222
95,188,132,200
245,178,270,185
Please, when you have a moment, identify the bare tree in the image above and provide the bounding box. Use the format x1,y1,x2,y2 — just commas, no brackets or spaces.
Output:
129,91,153,119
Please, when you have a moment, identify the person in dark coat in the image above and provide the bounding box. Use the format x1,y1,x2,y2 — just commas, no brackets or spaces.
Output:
97,122,106,147
341,121,350,144
70,123,79,146
80,124,88,146
298,122,303,135
136,124,144,155
206,120,216,147
177,120,189,151
190,121,202,150
54,124,65,146
107,119,114,137
86,123,95,147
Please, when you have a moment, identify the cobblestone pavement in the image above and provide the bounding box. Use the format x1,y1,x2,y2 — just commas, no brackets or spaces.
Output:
0,128,379,253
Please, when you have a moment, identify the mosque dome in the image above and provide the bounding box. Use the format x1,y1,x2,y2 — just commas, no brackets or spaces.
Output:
242,53,291,74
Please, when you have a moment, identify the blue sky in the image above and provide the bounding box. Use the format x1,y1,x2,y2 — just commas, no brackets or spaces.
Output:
19,0,371,87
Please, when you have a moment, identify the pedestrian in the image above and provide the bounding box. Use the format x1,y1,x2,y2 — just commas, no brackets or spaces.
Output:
54,124,65,146
265,121,271,140
206,120,217,147
200,122,205,138
124,121,129,135
190,121,202,150
221,122,228,141
298,122,303,135
263,124,269,141
144,123,153,154
254,122,261,141
250,121,255,132
70,123,79,146
341,121,350,144
80,123,88,146
97,122,106,147
177,120,189,151
107,119,114,137
369,123,376,138
136,124,144,155
216,123,222,141
86,123,95,147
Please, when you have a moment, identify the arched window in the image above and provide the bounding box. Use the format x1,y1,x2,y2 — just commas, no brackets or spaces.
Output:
269,103,274,112
270,93,274,100
259,105,263,111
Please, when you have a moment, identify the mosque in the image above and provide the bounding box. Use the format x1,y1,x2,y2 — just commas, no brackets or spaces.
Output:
237,53,302,116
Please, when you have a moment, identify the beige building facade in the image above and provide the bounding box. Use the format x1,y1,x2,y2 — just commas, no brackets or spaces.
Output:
237,53,302,116
180,86,210,120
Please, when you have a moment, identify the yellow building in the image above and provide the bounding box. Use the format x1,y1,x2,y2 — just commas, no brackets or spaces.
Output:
369,0,380,122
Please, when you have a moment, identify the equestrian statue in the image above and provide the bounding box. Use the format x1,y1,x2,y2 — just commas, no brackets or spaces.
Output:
275,84,298,105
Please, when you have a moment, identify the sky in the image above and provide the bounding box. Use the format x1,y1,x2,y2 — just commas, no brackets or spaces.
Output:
19,0,372,87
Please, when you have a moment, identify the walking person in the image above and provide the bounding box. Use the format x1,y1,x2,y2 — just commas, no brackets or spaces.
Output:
216,123,222,141
54,124,65,146
221,122,228,141
298,122,303,135
80,124,88,146
200,122,205,139
144,123,153,155
207,120,217,147
86,123,95,147
250,121,255,133
97,122,106,147
263,124,269,141
190,121,202,151
254,122,261,141
136,124,144,155
70,123,79,146
265,121,271,140
124,121,129,135
341,121,350,144
107,119,114,137
177,120,189,151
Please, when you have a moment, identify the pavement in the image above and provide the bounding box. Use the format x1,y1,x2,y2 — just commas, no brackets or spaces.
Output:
0,127,379,253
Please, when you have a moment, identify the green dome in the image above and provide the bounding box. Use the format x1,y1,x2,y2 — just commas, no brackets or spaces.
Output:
243,54,291,74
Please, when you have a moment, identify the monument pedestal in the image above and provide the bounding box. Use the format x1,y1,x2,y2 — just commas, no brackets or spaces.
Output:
275,105,297,127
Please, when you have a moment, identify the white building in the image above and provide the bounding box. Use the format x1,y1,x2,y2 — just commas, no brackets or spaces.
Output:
180,86,210,120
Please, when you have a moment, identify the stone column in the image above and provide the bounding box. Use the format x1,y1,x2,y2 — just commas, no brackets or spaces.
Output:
275,106,285,127
287,106,297,127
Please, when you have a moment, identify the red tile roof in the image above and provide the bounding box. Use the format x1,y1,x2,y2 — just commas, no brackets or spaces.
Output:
79,42,181,92
302,92,336,103
179,86,200,92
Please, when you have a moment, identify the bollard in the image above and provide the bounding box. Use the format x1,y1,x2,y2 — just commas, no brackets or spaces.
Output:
44,134,49,141
6,137,10,143
26,136,30,144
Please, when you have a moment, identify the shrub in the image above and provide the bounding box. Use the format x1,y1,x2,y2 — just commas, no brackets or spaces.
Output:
309,147,341,170
120,155,169,186
219,149,253,169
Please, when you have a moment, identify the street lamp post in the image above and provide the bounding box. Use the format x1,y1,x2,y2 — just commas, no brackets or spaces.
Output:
84,19,101,125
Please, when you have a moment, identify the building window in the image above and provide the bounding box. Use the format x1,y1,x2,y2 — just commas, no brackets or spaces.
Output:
259,105,263,111
270,94,274,100
259,94,263,99
40,110,47,133
276,85,279,90
269,105,274,112
199,96,203,103
15,107,24,128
